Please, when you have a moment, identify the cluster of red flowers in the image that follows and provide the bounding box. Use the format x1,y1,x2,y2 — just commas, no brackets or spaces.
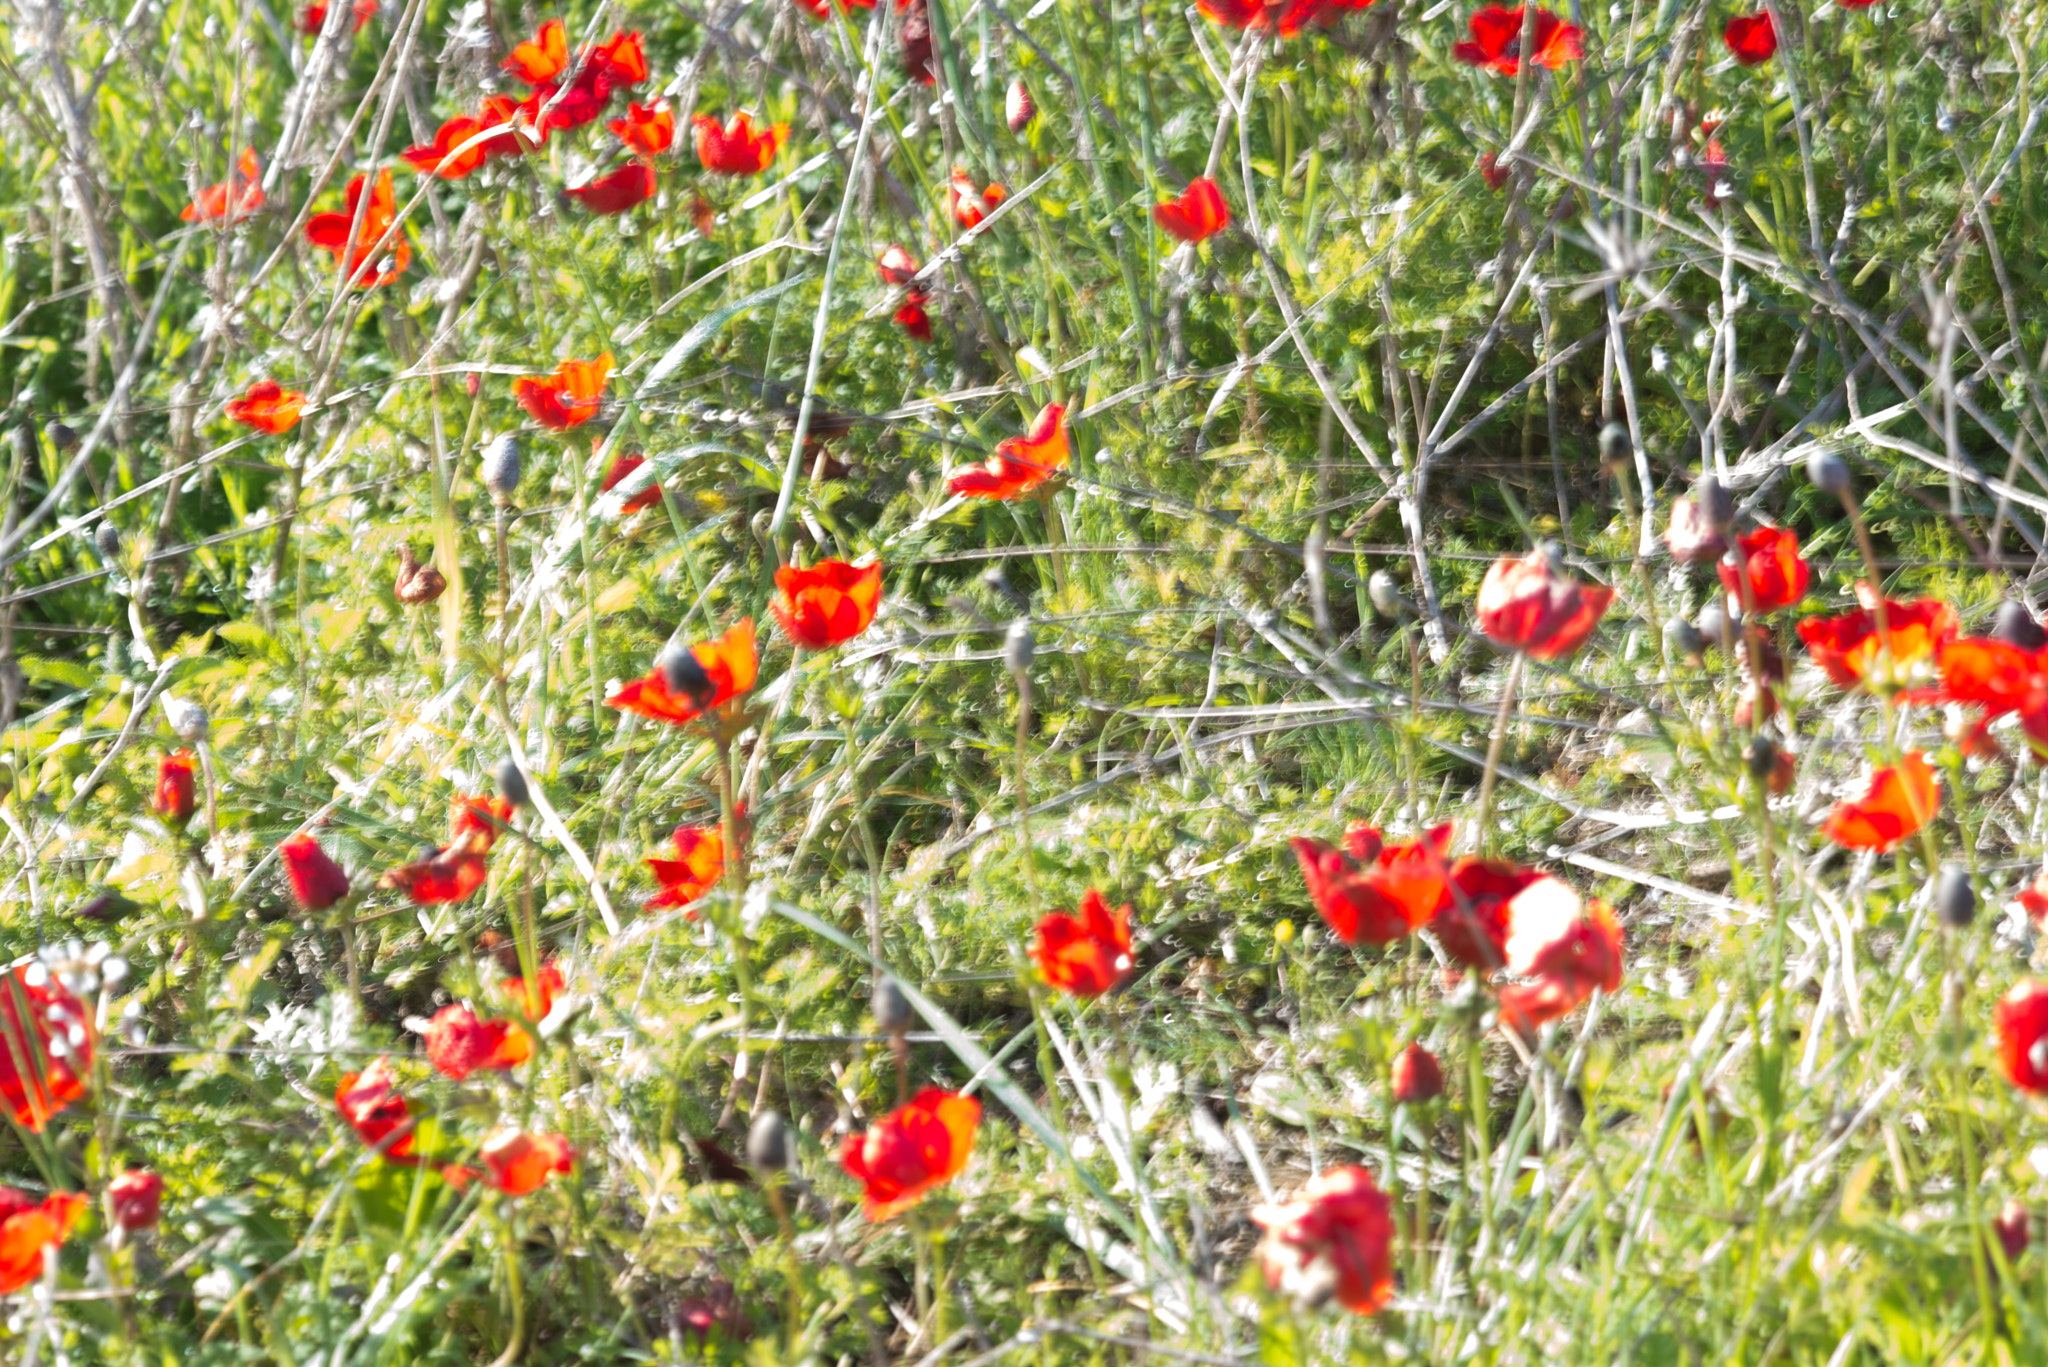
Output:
947,402,1071,500
378,794,516,905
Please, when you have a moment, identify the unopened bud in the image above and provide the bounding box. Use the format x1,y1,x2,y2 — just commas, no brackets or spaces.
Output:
163,697,209,743
1390,1042,1444,1104
1807,449,1850,495
1695,474,1733,531
94,522,121,560
871,978,914,1035
495,757,530,808
746,1109,789,1171
1697,600,1738,652
1598,422,1631,465
1003,619,1035,678
1935,866,1976,928
480,433,523,504
1990,600,2047,652
1367,569,1409,620
1745,733,1777,779
1005,78,1036,133
46,421,77,453
465,371,481,399
1664,615,1704,661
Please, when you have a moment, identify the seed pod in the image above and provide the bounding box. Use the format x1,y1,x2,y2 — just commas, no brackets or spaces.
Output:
94,522,121,561
11,424,33,469
1807,449,1850,495
1390,1042,1444,1105
1696,600,1739,652
479,433,523,505
871,978,914,1035
1745,733,1777,779
1935,866,1976,928
1598,422,1631,465
393,545,447,605
1990,600,2048,652
495,756,530,808
1367,569,1410,620
746,1109,789,1171
1003,619,1035,678
1005,79,1036,133
1664,615,1704,661
1695,474,1733,531
163,697,209,743
45,421,78,453
659,645,718,710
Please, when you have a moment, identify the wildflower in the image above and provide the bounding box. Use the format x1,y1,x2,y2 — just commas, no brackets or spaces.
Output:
1498,880,1624,1034
601,451,663,513
1663,493,1728,565
1718,526,1808,614
304,168,411,287
280,833,350,912
513,353,613,430
771,559,884,649
400,116,490,179
607,619,759,726
1931,637,2048,718
1452,6,1583,75
452,794,515,851
946,169,1007,230
1698,138,1735,208
948,402,1069,499
1291,822,1453,946
181,148,265,222
502,962,567,1019
1006,79,1036,132
693,113,787,175
1722,10,1776,65
1479,153,1510,191
1822,751,1938,852
1251,1166,1394,1314
109,1169,162,1231
647,823,728,912
0,966,92,1131
298,0,376,33
479,1130,574,1195
503,17,569,82
609,100,676,156
896,298,933,341
586,30,648,85
877,244,921,285
226,380,307,435
1433,859,1551,971
336,1057,417,1160
423,1003,531,1079
1797,587,1958,692
566,161,657,215
1475,547,1614,660
902,0,934,83
1033,890,1136,997
1996,1201,2031,1262
0,1190,86,1294
1197,0,1373,38
394,545,447,604
1997,980,2048,1094
840,1088,981,1220
478,94,544,158
153,751,197,824
1154,177,1230,243
379,837,491,904
792,0,878,16
1391,1042,1444,1104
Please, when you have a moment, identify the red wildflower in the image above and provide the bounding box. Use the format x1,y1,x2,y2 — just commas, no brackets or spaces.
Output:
607,619,759,726
1154,176,1230,243
587,30,649,85
609,101,676,156
0,1190,86,1294
503,18,569,83
1475,548,1614,659
502,962,567,1019
1933,637,2048,718
379,840,490,904
1453,6,1583,75
226,380,306,435
1722,10,1776,65
902,0,935,84
452,794,515,851
1718,526,1809,614
1390,1043,1444,1104
1838,0,1877,7
513,353,613,430
280,833,350,912
1479,153,1510,191
946,169,1008,230
1822,751,1938,852
948,402,1069,499
877,244,921,285
771,559,884,649
1797,587,1958,691
423,1003,531,1079
181,148,265,222
298,0,376,33
153,751,197,824
1290,821,1453,945
336,1057,416,1160
1251,1166,1394,1314
1498,881,1624,1034
792,0,878,16
601,451,663,512
1033,890,1136,997
1197,0,1373,38
1997,979,2048,1095
1433,858,1549,970
1996,1201,2031,1262
895,299,933,341
478,95,543,158
304,168,411,288
566,161,656,215
1698,138,1735,208
400,116,489,179
646,823,728,912
839,1088,981,1220
480,1130,574,1195
0,965,92,1131
109,1169,162,1232
693,113,787,175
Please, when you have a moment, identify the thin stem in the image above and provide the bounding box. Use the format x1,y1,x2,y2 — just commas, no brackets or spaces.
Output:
1474,653,1525,853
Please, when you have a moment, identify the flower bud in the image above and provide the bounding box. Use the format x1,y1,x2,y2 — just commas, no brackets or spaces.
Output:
1990,600,2048,652
465,371,482,399
1598,422,1631,465
480,433,523,505
110,1168,162,1231
1935,865,1975,928
495,757,530,808
1695,474,1733,531
746,1109,789,1171
163,696,209,743
46,421,77,453
1996,1200,2031,1263
393,545,447,605
1807,449,1850,495
1664,615,1704,661
1006,79,1036,133
1745,733,1777,779
1003,619,1035,679
1390,1042,1444,1104
94,522,121,561
871,978,914,1035
1696,600,1738,653
1367,569,1410,620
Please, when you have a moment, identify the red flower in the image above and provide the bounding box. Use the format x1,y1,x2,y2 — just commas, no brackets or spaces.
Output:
1475,548,1614,659
946,169,1008,230
1433,858,1548,970
949,402,1069,499
424,1003,531,1079
566,161,656,215
793,0,878,16
452,794,515,851
1390,1043,1444,1104
226,380,307,435
839,1088,981,1220
1997,979,2048,1094
1822,751,1938,852
0,1190,85,1294
1033,890,1136,997
280,833,350,912
298,0,376,33
1154,176,1230,243
379,841,490,904
1498,881,1624,1034
693,113,787,175
478,95,544,158
504,18,569,83
1797,587,1958,691
877,244,921,285
895,299,933,341
181,148,265,222
609,101,676,156
480,1130,574,1195
587,30,649,85
513,353,613,430
902,0,935,83
607,618,759,726
601,451,663,512
153,750,197,824
401,116,489,179
0,966,91,1132
1197,0,1373,38
1478,153,1510,191
1838,0,1876,8
1718,525,1808,613
336,1057,416,1160
502,962,566,1019
1933,637,2048,718
1251,1166,1394,1314
771,559,884,649
647,823,728,912
1291,822,1452,946
1996,1201,2031,1262
1698,139,1735,208
109,1169,162,1232
304,168,411,288
1453,6,1583,75
1722,10,1776,65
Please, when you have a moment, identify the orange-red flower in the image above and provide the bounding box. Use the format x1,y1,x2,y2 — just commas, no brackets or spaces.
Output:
1033,890,1135,997
1475,548,1614,659
153,751,197,824
1723,10,1776,64
607,619,759,726
566,160,656,215
946,169,1007,230
424,1003,531,1079
587,30,649,84
609,100,676,156
896,299,933,341
479,1130,574,1195
0,1189,86,1294
109,1169,162,1231
401,115,490,179
1822,751,1938,852
1153,176,1230,243
452,794,515,851
1251,1166,1394,1314
298,0,376,34
336,1057,416,1160
1478,153,1510,191
1998,979,2048,1094
877,244,921,285
478,94,544,158
379,840,490,904
1797,586,1958,691
1196,0,1373,38
1390,1042,1444,1104
1719,525,1808,613
513,353,613,430
646,823,728,912
304,168,411,288
502,962,567,1019
280,833,350,912
1291,821,1452,946
1932,637,2048,718
693,113,787,175
0,965,92,1132
792,0,878,15
181,148,265,222
1498,880,1624,1034
601,451,663,512
1453,6,1582,75
504,17,569,82
839,1088,981,1220
949,402,1069,499
771,559,883,649
226,380,307,435
1433,858,1549,970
